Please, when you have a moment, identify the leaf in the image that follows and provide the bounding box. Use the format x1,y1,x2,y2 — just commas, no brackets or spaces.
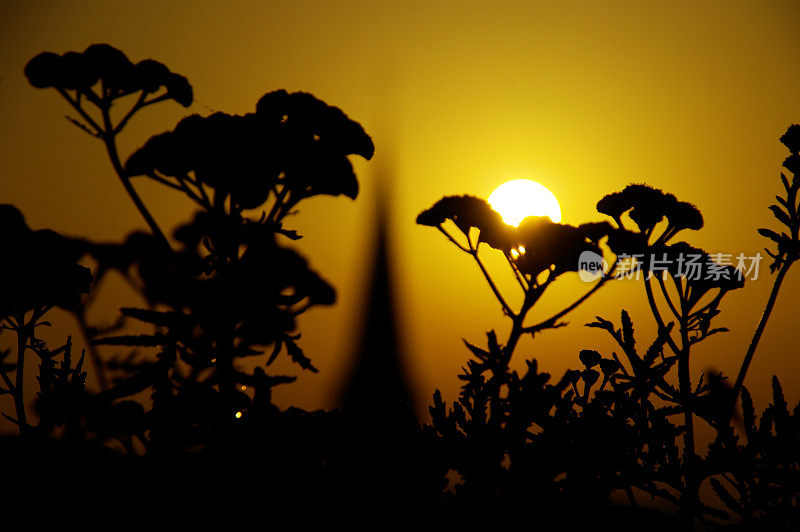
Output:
101,372,156,401
757,228,783,244
643,324,672,366
769,205,792,228
586,316,615,335
741,386,755,440
92,334,171,347
651,357,678,377
283,336,318,373
621,310,636,353
463,339,490,361
276,227,302,240
709,478,742,514
266,338,283,366
486,330,502,357
772,375,788,422
120,307,191,328
781,172,791,193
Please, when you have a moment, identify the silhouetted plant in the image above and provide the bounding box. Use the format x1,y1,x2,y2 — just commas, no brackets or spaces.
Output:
417,195,633,517
23,45,374,457
706,378,800,529
0,205,91,436
418,159,800,526
594,183,745,524
731,124,800,402
25,44,192,247
12,41,800,525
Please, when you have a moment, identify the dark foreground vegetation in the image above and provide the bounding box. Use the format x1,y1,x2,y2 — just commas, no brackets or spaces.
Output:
2,44,799,528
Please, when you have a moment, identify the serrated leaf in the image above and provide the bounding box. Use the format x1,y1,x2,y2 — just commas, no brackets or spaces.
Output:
781,172,791,193
93,334,171,347
644,322,673,365
464,339,490,361
621,310,636,353
769,205,792,228
758,228,783,244
283,336,318,373
586,316,615,334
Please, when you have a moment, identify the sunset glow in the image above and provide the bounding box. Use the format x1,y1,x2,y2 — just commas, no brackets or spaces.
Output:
488,179,562,225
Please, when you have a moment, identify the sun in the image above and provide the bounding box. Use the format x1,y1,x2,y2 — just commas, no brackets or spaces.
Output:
488,179,562,226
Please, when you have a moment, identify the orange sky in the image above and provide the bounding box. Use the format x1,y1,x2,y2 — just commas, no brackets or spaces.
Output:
2,0,800,423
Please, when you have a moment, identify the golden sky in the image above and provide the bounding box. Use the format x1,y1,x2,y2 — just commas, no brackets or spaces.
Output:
2,0,800,421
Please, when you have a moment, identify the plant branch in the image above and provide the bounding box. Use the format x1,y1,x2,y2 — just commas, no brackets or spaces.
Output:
99,106,171,250
525,258,619,334
731,261,792,401
471,244,514,317
643,275,683,358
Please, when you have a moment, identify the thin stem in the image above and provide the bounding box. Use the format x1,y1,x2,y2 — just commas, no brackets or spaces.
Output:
731,262,792,401
113,91,147,134
525,258,619,334
657,274,682,321
643,276,683,358
13,313,29,436
268,186,291,224
437,226,469,253
56,88,102,134
146,171,188,194
503,294,534,363
678,309,698,526
100,112,171,249
505,253,529,291
471,244,514,317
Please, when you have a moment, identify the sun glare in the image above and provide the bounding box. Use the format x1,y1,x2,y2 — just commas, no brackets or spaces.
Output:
488,179,562,226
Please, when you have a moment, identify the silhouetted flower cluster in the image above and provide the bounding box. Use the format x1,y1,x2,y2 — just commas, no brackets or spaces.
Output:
0,205,91,317
125,90,374,216
598,183,703,238
417,194,611,282
25,44,191,106
513,216,608,279
416,194,514,249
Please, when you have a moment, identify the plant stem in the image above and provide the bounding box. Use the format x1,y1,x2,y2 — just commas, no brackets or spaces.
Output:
731,262,791,401
503,293,534,362
678,314,698,525
98,104,171,250
643,276,683,358
472,248,513,317
526,258,619,334
13,314,29,437
644,275,697,523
